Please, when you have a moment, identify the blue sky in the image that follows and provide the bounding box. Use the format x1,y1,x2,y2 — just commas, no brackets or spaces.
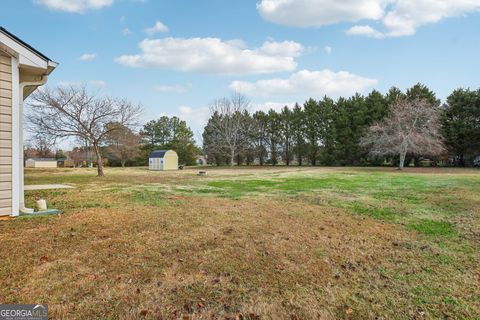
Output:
2,0,480,143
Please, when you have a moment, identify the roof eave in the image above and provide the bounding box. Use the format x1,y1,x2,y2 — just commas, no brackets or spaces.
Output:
0,27,58,73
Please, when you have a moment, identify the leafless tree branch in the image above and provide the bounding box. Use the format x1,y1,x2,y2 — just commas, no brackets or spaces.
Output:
27,85,143,176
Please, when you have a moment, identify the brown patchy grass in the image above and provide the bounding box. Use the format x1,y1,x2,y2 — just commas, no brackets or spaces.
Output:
1,167,479,319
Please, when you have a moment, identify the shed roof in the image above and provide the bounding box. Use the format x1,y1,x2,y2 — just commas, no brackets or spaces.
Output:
149,150,169,158
27,158,58,162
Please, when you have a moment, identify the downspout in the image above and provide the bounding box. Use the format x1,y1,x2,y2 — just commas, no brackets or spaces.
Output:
18,75,48,213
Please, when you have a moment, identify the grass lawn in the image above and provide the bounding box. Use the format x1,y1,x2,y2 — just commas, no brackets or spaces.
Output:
1,166,479,319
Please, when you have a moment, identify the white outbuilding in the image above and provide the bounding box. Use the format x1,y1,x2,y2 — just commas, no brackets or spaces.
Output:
25,158,58,168
149,150,178,171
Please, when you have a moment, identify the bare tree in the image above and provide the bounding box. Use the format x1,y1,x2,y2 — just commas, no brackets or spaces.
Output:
106,124,141,167
24,135,55,158
208,93,250,166
67,147,89,168
27,85,142,176
361,98,444,170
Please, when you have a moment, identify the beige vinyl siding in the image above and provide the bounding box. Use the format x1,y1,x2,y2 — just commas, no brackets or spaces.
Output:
0,148,11,157
0,190,10,198
0,53,12,216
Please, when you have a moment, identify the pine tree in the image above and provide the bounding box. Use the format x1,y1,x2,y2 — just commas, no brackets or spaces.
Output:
291,104,306,166
303,99,321,166
442,89,480,166
280,106,294,165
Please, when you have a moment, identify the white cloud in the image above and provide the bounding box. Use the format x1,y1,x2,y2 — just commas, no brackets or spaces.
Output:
57,81,81,87
257,0,480,38
35,0,113,13
381,0,480,37
177,105,208,125
79,53,97,61
179,105,193,115
258,40,304,57
345,25,384,38
323,46,332,54
158,105,209,143
155,83,191,94
257,0,385,27
89,80,106,88
144,21,169,35
122,28,132,36
230,69,377,97
56,80,106,88
115,37,304,75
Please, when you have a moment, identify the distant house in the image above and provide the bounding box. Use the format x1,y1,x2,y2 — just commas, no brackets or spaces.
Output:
0,27,57,217
25,158,58,168
149,150,178,171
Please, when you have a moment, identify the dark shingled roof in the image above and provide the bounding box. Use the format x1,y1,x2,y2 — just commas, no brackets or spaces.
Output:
0,26,53,62
149,150,168,158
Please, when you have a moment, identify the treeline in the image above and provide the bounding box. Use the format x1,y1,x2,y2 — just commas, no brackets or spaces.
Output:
203,84,480,167
139,116,199,165
28,85,200,176
103,116,199,167
28,116,199,168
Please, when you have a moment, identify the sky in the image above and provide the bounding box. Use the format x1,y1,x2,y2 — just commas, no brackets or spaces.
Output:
2,0,480,145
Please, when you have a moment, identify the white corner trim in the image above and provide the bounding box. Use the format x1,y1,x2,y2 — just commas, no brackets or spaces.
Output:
11,56,20,216
0,33,48,70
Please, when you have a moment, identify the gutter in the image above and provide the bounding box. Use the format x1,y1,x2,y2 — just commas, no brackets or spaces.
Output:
18,76,48,214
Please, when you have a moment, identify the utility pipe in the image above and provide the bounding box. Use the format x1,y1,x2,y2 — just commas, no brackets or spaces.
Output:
18,75,48,213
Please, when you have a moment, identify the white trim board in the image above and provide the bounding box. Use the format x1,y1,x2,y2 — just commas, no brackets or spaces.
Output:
11,56,19,216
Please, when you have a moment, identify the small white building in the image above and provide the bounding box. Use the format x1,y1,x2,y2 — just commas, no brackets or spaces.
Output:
149,150,178,171
25,158,58,168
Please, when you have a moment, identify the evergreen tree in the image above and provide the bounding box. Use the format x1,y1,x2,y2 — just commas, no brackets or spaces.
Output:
303,99,321,166
170,120,199,166
291,104,306,166
141,116,198,165
442,89,480,166
200,86,479,169
385,87,405,106
332,97,352,165
317,96,336,165
406,83,440,107
251,111,269,165
280,106,294,165
203,112,226,166
266,109,282,165
363,90,389,165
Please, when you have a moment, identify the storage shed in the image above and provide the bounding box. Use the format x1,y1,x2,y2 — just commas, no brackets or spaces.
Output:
0,27,57,216
149,150,178,171
25,158,58,168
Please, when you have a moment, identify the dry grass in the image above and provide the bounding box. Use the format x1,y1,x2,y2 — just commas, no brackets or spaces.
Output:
0,166,479,319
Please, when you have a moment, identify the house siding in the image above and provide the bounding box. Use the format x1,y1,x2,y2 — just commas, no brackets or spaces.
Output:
0,53,12,215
